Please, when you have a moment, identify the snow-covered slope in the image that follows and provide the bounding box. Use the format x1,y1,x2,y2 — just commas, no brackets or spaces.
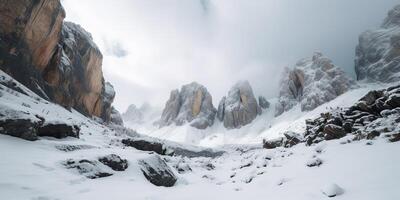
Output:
129,83,391,147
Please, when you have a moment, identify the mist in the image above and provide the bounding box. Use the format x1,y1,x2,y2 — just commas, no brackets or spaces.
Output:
62,0,399,112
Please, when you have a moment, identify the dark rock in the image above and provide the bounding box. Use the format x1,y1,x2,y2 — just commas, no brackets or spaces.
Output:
366,130,380,140
98,154,128,171
122,139,167,155
343,121,353,133
258,96,270,109
263,138,284,149
63,159,113,179
306,158,323,167
37,123,80,138
323,124,346,140
0,118,41,141
55,144,94,152
389,133,400,142
138,155,177,187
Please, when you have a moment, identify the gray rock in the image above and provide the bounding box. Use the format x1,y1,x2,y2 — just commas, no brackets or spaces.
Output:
258,96,270,109
355,5,400,83
276,52,355,116
98,154,128,171
220,81,261,129
217,96,226,121
138,155,177,187
110,106,124,126
159,82,216,129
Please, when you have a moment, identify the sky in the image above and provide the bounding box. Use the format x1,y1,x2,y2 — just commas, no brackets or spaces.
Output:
62,0,399,112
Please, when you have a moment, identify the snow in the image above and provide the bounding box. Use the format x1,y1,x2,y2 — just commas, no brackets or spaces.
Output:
321,183,344,197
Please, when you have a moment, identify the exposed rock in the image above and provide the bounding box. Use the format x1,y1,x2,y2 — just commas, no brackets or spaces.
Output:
37,123,79,138
263,131,302,149
258,96,270,109
55,144,95,152
323,124,346,140
122,138,167,155
306,157,323,167
220,81,261,129
159,82,216,129
110,106,124,126
0,1,114,121
276,52,354,116
217,96,226,121
62,159,113,179
0,118,42,141
98,154,128,171
355,5,400,82
138,155,177,187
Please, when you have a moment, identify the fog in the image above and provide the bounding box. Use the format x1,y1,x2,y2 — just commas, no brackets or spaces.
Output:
62,0,399,112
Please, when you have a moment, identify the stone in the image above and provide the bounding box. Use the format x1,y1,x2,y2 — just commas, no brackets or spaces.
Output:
159,82,216,129
122,138,167,155
138,155,177,187
37,123,80,139
355,5,400,82
258,96,270,109
62,159,113,179
0,118,41,141
306,158,323,167
221,81,261,129
275,52,354,116
110,106,124,126
98,154,128,171
323,124,346,140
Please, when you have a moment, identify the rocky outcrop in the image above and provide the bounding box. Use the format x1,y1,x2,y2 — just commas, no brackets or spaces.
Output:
275,52,354,116
355,5,400,82
110,106,124,126
263,131,302,149
0,0,114,121
159,82,216,129
138,155,177,187
98,154,128,171
218,81,261,129
304,84,400,145
258,96,270,109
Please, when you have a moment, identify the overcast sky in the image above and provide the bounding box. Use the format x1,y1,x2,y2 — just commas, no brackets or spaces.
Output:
62,0,399,112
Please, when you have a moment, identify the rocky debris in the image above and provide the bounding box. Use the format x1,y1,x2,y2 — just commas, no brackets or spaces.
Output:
121,137,224,158
38,123,80,139
218,81,261,129
173,160,192,174
321,183,344,198
263,131,302,149
122,138,168,155
275,52,354,116
306,157,323,167
355,5,400,83
55,144,95,152
110,106,124,126
305,85,400,145
258,96,270,109
159,82,216,129
0,1,114,121
62,159,113,179
138,155,177,187
98,154,128,171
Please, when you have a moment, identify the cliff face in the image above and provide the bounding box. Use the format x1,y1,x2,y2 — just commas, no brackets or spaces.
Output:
0,0,114,121
355,5,400,82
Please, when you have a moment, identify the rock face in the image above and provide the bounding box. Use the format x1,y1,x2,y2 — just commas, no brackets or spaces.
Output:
159,82,216,129
355,5,400,82
258,96,270,109
0,0,114,121
218,81,261,129
138,155,177,187
275,52,354,116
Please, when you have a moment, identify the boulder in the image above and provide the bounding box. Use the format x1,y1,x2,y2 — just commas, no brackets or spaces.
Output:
0,118,42,141
355,5,400,82
37,123,80,139
62,159,113,179
159,82,216,129
323,124,346,140
263,131,302,149
98,154,128,171
122,138,167,155
220,81,261,129
276,52,354,116
258,96,270,109
138,155,177,187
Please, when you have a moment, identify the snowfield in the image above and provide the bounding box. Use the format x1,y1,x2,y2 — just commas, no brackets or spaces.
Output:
1,70,399,200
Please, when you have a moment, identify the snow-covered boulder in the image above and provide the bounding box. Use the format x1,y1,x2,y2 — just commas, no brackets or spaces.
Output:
218,81,261,129
321,183,344,198
275,52,355,116
62,159,113,179
159,82,216,129
138,155,177,187
263,131,302,149
98,154,128,171
355,5,400,82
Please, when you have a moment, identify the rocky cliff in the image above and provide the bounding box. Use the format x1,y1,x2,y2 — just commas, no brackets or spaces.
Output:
275,52,354,116
217,81,261,129
355,5,400,82
0,0,114,121
159,82,216,129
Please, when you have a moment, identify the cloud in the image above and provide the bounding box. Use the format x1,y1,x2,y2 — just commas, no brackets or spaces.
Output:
62,0,399,112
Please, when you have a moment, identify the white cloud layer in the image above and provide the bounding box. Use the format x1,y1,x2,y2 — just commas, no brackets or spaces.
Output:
62,0,399,112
